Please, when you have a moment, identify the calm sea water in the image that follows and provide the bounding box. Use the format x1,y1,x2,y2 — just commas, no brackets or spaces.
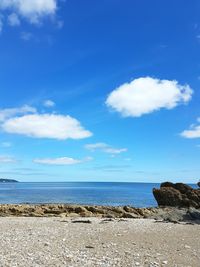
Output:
0,182,197,207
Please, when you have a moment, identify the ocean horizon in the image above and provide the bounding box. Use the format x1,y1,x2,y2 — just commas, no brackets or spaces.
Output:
0,182,197,207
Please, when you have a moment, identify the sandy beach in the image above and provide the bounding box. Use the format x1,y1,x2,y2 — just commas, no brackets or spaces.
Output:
0,217,199,267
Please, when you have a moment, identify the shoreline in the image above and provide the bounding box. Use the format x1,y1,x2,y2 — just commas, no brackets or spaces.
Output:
0,203,200,224
0,203,159,217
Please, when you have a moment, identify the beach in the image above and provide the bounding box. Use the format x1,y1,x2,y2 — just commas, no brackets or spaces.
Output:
0,184,199,266
0,217,199,267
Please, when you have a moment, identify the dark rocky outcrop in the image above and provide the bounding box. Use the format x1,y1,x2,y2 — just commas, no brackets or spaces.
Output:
153,182,200,209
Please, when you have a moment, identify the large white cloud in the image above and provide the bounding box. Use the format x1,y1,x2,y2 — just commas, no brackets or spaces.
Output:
181,118,200,139
33,156,92,165
2,114,92,140
85,143,127,155
106,77,193,117
0,0,58,29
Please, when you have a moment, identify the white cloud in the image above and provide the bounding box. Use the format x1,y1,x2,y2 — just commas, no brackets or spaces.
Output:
0,0,57,23
0,105,36,122
181,119,200,139
43,99,55,108
2,114,92,140
0,155,16,163
106,77,193,117
85,143,127,155
33,156,92,165
8,12,20,26
0,0,60,31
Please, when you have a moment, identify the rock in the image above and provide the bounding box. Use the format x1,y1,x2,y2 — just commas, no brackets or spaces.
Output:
188,208,200,220
151,207,192,223
74,206,87,213
153,182,200,208
184,245,191,249
121,213,139,219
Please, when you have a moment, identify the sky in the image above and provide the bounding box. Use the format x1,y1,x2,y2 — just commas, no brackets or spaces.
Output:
0,0,200,183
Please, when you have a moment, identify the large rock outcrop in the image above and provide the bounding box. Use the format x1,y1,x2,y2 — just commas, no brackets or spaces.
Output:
153,182,200,208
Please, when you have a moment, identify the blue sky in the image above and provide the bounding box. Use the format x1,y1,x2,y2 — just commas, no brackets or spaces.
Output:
0,0,200,183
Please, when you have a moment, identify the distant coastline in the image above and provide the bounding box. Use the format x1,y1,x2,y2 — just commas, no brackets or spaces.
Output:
0,179,18,183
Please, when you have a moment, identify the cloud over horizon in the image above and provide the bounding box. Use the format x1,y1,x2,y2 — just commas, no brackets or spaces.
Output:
0,155,16,163
33,156,92,165
106,77,193,117
85,143,127,155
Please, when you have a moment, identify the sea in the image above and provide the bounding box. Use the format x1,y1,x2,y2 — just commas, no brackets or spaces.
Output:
0,182,197,207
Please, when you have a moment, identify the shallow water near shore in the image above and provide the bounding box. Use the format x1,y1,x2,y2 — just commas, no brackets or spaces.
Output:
0,182,197,207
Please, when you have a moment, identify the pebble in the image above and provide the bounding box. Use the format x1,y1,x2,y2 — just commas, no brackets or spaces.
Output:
184,245,191,249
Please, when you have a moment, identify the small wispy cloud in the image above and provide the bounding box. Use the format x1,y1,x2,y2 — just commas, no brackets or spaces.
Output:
8,12,20,26
43,99,55,108
0,155,16,163
124,158,131,161
0,105,36,122
181,118,200,139
1,142,12,148
85,143,127,155
20,31,34,41
33,156,92,166
56,20,64,29
0,14,4,33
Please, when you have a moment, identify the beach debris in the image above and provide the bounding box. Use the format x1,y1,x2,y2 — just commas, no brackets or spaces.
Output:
100,218,114,223
71,219,92,224
85,245,95,249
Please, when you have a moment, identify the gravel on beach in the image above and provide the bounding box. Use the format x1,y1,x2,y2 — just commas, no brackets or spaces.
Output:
0,217,199,267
